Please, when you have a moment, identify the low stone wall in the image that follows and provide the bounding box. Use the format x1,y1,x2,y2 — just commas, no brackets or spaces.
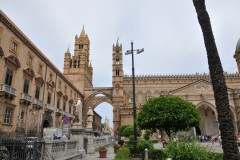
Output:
44,139,85,160
93,135,115,149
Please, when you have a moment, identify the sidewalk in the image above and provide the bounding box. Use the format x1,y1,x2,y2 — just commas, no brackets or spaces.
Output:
83,146,115,160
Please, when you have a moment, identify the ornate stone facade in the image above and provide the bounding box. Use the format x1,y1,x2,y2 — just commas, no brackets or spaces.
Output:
1,9,240,138
0,11,83,137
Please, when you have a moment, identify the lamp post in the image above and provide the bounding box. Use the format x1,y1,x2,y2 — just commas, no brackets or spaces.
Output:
125,41,144,157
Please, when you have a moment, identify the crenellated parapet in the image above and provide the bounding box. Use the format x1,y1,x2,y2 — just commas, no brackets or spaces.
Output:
123,72,240,81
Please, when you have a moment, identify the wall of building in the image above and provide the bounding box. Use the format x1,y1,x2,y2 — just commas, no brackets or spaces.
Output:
0,11,84,138
120,74,240,135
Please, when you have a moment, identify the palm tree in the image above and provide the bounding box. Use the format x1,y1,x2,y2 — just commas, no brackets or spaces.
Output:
192,0,240,159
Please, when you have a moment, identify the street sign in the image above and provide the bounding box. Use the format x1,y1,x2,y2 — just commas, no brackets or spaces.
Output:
63,117,69,124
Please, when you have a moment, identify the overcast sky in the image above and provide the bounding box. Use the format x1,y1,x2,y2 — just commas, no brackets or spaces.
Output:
1,0,240,127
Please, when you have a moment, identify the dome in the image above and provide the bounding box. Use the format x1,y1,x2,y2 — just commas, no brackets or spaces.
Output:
236,38,240,52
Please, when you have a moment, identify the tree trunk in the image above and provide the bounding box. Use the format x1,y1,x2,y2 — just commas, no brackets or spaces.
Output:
192,0,240,159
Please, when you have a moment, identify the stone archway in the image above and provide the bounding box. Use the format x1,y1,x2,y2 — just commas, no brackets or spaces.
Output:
41,113,53,137
84,87,116,134
197,101,219,135
94,101,114,135
43,120,50,128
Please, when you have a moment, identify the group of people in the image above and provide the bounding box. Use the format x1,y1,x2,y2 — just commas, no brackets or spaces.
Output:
198,134,221,145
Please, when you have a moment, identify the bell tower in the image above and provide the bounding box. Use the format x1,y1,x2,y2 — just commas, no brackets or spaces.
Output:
234,38,240,72
112,39,124,136
63,27,93,94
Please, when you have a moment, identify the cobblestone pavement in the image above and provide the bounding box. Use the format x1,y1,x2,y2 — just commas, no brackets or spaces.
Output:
83,146,115,160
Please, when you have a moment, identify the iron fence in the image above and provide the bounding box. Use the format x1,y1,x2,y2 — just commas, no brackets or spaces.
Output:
0,137,45,160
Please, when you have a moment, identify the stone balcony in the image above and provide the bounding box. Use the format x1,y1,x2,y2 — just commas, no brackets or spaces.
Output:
0,84,16,100
33,98,43,109
20,93,32,105
62,111,69,117
56,108,63,116
69,114,75,119
45,104,54,112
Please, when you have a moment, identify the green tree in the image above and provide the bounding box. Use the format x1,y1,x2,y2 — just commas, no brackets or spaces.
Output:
137,96,200,137
122,125,141,138
119,125,130,137
143,130,152,140
192,0,239,159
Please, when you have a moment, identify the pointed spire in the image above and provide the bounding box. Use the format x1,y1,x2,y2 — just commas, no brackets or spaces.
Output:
66,45,70,53
80,25,86,38
89,61,92,67
116,37,119,47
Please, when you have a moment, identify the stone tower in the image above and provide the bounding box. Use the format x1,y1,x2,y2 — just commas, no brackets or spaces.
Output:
112,39,124,135
234,38,240,72
63,27,93,93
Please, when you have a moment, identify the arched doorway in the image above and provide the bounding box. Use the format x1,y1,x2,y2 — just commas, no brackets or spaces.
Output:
41,119,50,137
43,120,50,128
197,102,219,135
84,91,114,135
94,102,113,136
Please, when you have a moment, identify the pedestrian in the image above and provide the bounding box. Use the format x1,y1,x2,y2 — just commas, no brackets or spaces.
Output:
218,136,222,145
211,136,215,146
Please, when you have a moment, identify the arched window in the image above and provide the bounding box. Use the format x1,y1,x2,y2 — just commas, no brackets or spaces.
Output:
116,68,119,76
116,56,120,64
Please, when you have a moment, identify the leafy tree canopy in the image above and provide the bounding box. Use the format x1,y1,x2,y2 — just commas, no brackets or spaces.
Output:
137,96,200,137
120,125,141,137
119,125,130,137
123,125,141,137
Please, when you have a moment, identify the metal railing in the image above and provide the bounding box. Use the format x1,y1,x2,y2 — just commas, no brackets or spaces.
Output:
69,114,75,119
45,104,54,111
0,137,45,160
1,84,16,96
62,111,68,116
33,98,43,107
20,93,32,102
56,108,63,114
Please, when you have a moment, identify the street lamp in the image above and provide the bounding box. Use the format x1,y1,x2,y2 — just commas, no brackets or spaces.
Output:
125,41,144,157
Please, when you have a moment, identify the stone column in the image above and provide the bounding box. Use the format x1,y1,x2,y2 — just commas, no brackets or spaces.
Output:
69,123,86,157
85,129,95,154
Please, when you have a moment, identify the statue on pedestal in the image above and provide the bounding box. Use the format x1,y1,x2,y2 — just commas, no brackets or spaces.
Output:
103,116,113,136
73,98,82,128
86,107,94,129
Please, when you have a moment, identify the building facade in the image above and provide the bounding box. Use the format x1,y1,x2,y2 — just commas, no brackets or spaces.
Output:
1,10,240,138
0,11,84,137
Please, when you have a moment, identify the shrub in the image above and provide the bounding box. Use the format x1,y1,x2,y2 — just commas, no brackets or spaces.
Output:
129,135,134,143
122,125,141,137
115,147,131,160
114,144,120,148
150,139,159,143
119,125,130,137
144,130,151,140
98,146,107,151
136,140,154,158
207,152,223,160
118,140,125,146
149,149,167,160
166,141,210,160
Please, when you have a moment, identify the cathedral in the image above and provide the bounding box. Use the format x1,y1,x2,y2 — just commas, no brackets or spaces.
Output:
0,10,240,138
